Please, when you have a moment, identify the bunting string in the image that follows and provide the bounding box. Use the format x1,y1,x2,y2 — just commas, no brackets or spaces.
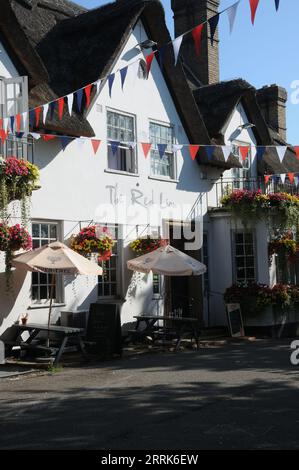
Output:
0,0,281,134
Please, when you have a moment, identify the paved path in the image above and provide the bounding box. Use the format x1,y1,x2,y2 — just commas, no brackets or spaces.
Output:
0,339,298,450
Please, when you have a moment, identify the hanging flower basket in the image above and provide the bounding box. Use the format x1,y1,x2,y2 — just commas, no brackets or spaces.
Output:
0,223,32,275
130,236,167,256
70,225,115,261
0,223,10,251
269,234,299,262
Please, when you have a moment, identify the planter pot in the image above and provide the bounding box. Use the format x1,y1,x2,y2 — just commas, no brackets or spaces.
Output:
244,306,275,327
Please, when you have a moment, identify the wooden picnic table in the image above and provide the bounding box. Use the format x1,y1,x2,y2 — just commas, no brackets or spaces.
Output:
6,323,88,365
130,315,201,351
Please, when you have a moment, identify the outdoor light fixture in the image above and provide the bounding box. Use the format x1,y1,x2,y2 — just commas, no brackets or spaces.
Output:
238,123,256,130
137,39,157,50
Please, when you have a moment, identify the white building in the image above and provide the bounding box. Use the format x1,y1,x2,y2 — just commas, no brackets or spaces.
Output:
0,0,298,337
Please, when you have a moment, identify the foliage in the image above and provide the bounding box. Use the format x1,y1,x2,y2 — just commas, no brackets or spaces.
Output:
130,236,167,255
70,225,115,261
221,189,299,230
224,282,299,316
269,233,298,262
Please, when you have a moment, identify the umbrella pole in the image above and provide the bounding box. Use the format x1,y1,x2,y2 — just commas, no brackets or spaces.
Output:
47,273,55,348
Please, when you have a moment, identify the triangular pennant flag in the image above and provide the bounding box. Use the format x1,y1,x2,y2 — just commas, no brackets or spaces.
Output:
41,134,56,142
110,140,120,155
249,0,260,25
128,142,137,150
58,98,64,120
240,146,250,162
96,80,102,94
43,103,49,124
209,14,220,46
192,24,204,56
35,107,42,127
295,176,299,187
91,139,101,154
157,143,167,158
189,145,200,161
22,112,28,131
15,114,21,133
264,175,271,184
120,67,128,90
60,136,71,151
10,116,15,133
288,173,295,184
15,132,24,139
275,0,280,11
276,146,287,163
3,117,9,132
30,133,41,140
294,146,299,160
205,146,215,160
77,138,86,150
226,1,240,34
172,35,183,66
173,144,184,153
76,89,84,112
280,174,286,185
141,143,152,159
222,145,232,162
256,146,265,161
157,46,166,70
145,52,155,76
108,74,115,98
49,101,56,120
84,84,93,108
67,94,74,116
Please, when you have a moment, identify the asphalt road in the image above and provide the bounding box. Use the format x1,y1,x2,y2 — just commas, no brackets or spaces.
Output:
0,339,299,450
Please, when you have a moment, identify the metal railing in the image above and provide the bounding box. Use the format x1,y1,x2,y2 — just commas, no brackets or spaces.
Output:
208,177,299,209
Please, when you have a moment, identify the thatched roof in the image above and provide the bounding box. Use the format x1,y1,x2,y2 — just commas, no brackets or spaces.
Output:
193,79,299,175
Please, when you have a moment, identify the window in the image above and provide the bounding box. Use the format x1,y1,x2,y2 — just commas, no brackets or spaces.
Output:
31,222,61,303
153,274,162,296
98,225,119,298
107,110,137,173
0,76,28,121
233,232,256,283
231,143,252,190
150,122,175,179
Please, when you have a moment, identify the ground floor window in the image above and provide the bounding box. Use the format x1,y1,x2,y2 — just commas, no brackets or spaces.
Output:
98,224,120,298
31,221,62,303
233,231,256,283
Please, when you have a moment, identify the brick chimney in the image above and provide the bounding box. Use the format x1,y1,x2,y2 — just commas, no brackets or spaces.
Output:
256,85,288,141
171,0,220,85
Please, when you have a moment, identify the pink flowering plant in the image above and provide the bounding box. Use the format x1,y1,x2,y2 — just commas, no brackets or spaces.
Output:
71,225,115,261
0,222,32,273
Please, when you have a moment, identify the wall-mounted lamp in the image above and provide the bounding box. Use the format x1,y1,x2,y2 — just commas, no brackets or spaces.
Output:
238,123,256,130
137,39,157,50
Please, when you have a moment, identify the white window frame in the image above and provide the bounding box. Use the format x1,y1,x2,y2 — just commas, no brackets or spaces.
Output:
232,230,257,284
231,141,252,190
106,108,138,174
31,220,64,305
98,224,122,299
149,120,176,180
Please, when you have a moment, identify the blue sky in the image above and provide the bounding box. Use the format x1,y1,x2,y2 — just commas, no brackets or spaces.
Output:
76,0,299,144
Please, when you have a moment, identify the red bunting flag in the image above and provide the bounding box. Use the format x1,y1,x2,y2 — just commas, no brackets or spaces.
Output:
294,146,299,160
41,134,56,142
35,107,42,127
145,52,155,76
189,145,200,161
264,175,270,184
249,0,260,25
288,173,295,184
240,146,250,162
192,24,204,56
84,84,92,109
91,139,101,155
15,114,21,132
0,129,7,145
141,143,152,158
58,98,64,120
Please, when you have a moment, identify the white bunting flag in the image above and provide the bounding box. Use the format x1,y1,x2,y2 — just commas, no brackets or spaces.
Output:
277,146,287,163
22,112,28,132
280,174,286,184
226,1,240,34
3,117,9,132
96,80,102,95
77,138,86,149
173,144,184,152
43,103,49,124
172,35,184,66
30,132,41,140
67,93,74,116
127,141,137,149
295,176,299,187
222,145,232,162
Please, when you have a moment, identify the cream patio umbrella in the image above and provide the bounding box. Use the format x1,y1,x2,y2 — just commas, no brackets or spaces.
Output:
127,244,207,316
12,242,103,344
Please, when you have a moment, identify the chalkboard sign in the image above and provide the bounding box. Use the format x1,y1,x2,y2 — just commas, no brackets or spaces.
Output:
226,303,245,337
86,303,122,357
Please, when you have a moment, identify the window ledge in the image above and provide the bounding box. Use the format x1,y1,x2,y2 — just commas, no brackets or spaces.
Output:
148,175,179,184
28,303,66,310
104,169,139,177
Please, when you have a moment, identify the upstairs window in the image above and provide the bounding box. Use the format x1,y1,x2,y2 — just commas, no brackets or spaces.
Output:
0,76,28,123
150,122,175,179
107,110,137,174
231,143,252,190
